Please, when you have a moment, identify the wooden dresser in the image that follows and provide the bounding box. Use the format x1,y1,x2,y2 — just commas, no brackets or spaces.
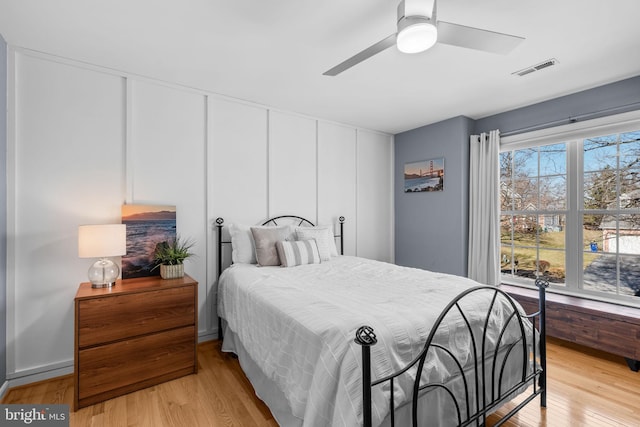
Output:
74,274,198,410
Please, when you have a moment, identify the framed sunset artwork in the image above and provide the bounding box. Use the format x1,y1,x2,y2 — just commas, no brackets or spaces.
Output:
121,204,176,278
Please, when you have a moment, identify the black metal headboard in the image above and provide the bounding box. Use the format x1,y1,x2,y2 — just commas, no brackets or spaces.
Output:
215,215,345,279
261,215,315,227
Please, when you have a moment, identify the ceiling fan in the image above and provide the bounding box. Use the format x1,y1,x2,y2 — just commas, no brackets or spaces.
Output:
323,0,524,76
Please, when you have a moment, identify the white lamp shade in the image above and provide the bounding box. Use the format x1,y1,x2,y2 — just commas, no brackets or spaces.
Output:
397,21,438,54
78,224,127,258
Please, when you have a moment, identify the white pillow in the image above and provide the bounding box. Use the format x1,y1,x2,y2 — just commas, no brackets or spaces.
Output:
276,240,321,267
251,225,295,266
295,226,338,261
228,223,256,264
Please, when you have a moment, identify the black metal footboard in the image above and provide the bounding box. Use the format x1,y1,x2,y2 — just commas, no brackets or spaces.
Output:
356,279,548,427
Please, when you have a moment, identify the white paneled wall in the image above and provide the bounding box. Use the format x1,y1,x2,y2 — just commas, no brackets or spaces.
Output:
6,48,393,383
318,122,357,255
9,54,125,375
128,80,208,331
207,98,268,332
208,98,268,224
357,130,394,261
268,111,317,221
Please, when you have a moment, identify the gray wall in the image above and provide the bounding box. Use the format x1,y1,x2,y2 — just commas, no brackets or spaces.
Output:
395,116,473,276
1,33,7,386
394,76,640,277
476,75,640,135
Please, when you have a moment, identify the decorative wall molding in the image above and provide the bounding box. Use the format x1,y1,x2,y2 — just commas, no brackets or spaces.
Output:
4,46,395,386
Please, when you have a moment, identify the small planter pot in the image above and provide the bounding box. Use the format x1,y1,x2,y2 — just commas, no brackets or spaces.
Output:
160,264,184,279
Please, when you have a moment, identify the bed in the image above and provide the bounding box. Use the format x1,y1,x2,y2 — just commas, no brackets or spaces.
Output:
215,215,547,427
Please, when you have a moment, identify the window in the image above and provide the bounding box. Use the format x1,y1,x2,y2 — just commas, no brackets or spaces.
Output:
499,111,640,305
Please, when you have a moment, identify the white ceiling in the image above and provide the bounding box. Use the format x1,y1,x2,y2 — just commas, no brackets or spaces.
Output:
1,0,639,134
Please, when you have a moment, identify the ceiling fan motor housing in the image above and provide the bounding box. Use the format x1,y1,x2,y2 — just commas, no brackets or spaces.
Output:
397,15,433,32
396,0,438,53
396,17,438,53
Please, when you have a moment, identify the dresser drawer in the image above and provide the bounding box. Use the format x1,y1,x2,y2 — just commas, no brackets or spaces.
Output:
77,285,195,348
78,325,196,402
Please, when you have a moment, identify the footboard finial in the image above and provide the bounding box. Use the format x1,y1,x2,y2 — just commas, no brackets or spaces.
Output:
354,325,377,346
355,326,376,427
534,278,549,289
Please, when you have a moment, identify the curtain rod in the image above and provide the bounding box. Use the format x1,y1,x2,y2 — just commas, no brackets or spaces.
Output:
499,101,640,138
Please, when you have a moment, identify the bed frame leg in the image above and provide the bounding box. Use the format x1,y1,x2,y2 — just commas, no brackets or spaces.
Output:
625,358,640,372
355,326,377,427
535,279,549,408
216,218,224,341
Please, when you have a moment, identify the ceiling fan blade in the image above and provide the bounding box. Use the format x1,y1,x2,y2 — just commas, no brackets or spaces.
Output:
323,33,397,76
437,21,524,54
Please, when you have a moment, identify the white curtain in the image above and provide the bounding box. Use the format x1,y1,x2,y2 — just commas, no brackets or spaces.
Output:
468,129,501,285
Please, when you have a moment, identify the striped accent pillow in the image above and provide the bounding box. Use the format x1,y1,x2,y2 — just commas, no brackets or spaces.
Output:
275,239,321,267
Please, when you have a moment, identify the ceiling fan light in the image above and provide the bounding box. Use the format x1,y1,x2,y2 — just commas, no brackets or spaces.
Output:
397,22,438,54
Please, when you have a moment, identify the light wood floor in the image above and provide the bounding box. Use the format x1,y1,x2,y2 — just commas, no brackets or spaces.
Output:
3,338,640,426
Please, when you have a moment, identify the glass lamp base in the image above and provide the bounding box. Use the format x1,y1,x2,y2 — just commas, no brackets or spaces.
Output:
88,258,120,288
91,281,116,289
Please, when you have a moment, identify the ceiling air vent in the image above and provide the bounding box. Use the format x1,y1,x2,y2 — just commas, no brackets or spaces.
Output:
512,58,558,77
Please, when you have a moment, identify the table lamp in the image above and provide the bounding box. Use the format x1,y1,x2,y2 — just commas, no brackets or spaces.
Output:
78,224,127,288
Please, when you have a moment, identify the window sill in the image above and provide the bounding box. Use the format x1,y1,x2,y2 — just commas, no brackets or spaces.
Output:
501,283,640,323
502,283,640,365
500,279,640,310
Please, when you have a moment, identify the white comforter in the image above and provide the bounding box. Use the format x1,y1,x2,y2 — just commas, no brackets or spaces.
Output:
218,256,532,427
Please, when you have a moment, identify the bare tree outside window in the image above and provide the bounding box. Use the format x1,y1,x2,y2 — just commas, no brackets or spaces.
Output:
500,144,566,283
501,129,640,301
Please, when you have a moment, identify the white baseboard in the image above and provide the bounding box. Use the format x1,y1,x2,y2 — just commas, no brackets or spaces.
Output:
198,331,218,343
5,361,74,390
1,332,218,395
0,380,9,400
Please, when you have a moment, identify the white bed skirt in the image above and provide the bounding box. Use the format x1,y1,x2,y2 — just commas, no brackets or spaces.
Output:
222,321,304,427
220,321,521,427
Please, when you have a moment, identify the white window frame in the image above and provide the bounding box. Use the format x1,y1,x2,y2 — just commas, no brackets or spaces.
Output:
500,109,640,307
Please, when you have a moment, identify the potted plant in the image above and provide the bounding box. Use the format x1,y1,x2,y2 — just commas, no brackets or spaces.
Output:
152,235,196,279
